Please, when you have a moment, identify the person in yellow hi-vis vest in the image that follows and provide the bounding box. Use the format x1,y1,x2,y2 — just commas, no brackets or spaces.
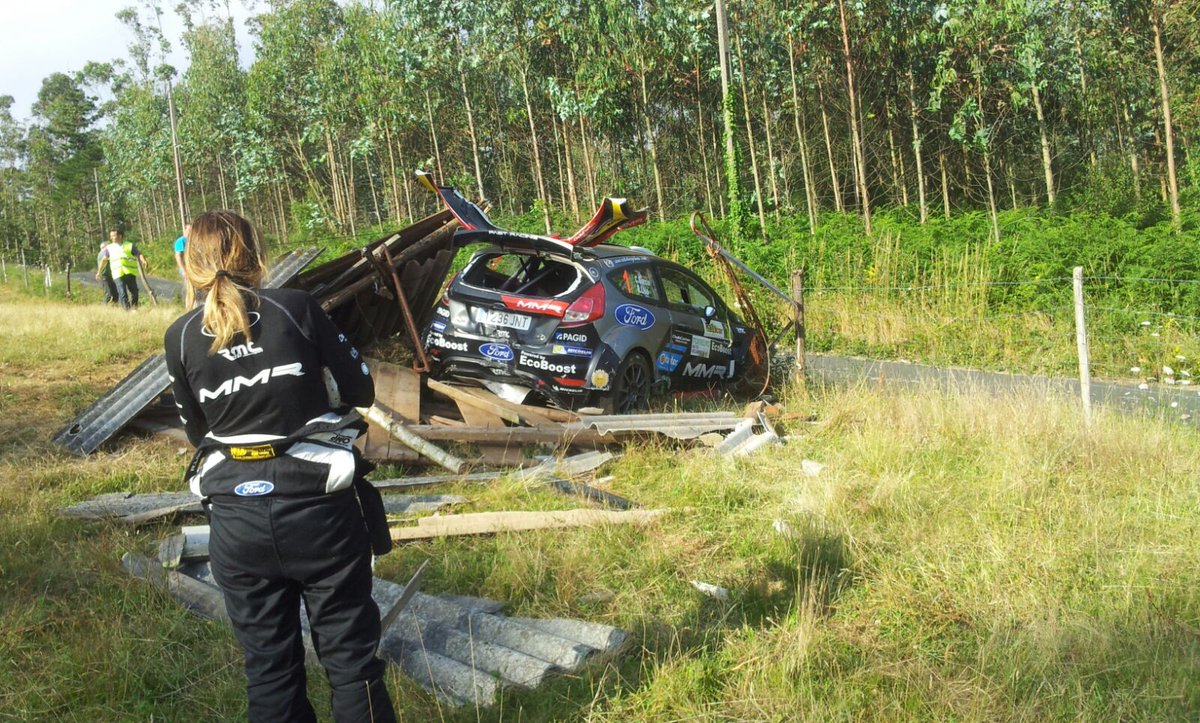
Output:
96,228,148,309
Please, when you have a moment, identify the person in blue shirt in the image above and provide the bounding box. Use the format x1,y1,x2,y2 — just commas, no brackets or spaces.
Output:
174,223,190,277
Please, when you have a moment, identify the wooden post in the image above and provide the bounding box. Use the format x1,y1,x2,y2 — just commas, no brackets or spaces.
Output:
43,265,51,295
65,261,72,298
2,256,7,283
21,250,28,290
792,268,806,382
1073,267,1092,427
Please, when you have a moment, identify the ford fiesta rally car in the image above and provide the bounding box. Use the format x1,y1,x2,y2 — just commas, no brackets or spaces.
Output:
418,174,751,413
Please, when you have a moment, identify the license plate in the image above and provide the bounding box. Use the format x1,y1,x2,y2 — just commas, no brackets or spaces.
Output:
472,308,532,331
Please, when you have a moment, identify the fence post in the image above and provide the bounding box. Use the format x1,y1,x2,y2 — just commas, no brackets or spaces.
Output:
1,256,6,283
792,268,806,382
43,265,51,296
65,261,72,299
20,250,28,290
1073,267,1092,427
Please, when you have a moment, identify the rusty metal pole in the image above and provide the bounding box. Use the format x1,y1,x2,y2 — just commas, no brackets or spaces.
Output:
792,268,806,382
380,244,432,373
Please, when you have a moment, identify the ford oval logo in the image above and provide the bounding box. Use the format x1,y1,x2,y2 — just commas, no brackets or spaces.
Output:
615,304,655,329
480,342,514,361
234,480,274,497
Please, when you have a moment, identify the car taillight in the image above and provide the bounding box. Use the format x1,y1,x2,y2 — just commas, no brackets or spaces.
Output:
561,283,605,326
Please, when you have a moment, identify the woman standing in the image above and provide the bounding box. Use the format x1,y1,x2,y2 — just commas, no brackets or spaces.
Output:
164,211,397,722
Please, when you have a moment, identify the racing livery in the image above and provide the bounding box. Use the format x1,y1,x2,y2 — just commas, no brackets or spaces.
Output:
418,174,750,413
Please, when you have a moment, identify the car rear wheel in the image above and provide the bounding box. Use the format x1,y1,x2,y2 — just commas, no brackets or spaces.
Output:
606,352,652,414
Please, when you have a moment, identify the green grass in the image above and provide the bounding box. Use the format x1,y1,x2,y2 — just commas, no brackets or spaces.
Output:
2,275,1198,720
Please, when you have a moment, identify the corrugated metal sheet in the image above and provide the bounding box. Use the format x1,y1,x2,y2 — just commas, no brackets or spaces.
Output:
53,249,321,456
566,411,744,439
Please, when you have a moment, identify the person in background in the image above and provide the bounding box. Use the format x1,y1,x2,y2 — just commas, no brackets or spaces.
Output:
99,229,147,309
95,239,118,304
164,210,397,722
174,223,190,277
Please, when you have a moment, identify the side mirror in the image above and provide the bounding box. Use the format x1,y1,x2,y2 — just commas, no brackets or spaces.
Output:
703,305,717,320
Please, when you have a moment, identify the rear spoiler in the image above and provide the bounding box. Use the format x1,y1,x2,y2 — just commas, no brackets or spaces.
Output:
415,170,647,250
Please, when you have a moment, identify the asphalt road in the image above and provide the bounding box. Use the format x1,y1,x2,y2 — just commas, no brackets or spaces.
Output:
805,353,1200,426
70,272,183,302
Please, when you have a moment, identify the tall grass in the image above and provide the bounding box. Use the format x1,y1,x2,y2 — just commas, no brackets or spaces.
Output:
1,284,1198,720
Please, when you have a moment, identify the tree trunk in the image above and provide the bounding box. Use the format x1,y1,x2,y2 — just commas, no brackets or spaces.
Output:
639,71,666,217
561,116,580,220
761,89,781,221
939,151,951,219
460,69,486,201
715,0,743,243
908,71,928,224
384,123,402,219
734,31,768,240
885,102,907,206
425,89,446,184
519,66,552,233
817,79,842,213
695,61,716,219
837,0,870,236
788,41,818,234
1151,4,1181,227
1122,103,1141,200
1030,77,1056,205
579,115,597,207
975,78,1001,244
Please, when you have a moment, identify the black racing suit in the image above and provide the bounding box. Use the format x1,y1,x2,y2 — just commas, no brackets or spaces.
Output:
165,287,396,723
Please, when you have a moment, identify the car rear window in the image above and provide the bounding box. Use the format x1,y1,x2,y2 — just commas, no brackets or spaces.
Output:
461,253,583,298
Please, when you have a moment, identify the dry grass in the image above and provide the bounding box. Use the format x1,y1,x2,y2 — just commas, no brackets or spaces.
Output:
1,279,1198,721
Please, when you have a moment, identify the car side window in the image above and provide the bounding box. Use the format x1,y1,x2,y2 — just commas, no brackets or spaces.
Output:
659,267,715,315
607,264,662,303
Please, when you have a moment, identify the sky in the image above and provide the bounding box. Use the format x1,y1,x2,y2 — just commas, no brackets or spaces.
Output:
0,0,256,124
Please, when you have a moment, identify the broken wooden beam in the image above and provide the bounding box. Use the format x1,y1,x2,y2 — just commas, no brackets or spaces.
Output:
360,404,466,473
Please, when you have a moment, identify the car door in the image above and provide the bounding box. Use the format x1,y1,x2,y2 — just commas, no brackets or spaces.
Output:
656,264,737,385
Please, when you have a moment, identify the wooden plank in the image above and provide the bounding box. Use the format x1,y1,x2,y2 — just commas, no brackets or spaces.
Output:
390,508,668,541
455,400,506,428
476,445,531,467
428,379,522,425
457,385,578,424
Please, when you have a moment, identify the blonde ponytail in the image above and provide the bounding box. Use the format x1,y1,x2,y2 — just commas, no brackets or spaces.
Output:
183,211,269,354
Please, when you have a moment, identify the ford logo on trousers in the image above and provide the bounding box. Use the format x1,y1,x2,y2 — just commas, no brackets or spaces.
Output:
234,480,275,496
614,304,655,329
479,342,514,362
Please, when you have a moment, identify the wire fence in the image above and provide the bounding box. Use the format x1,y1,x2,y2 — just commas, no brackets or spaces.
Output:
742,272,1200,390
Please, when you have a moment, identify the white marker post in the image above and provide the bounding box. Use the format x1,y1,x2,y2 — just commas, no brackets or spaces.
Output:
1073,267,1092,427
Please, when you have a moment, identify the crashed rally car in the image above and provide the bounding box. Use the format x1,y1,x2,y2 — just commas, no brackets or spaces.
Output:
418,173,751,413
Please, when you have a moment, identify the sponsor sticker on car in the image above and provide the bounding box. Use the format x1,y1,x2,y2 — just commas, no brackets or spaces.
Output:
519,352,578,375
554,331,590,343
429,333,468,352
682,361,728,379
690,335,712,359
703,319,726,338
479,342,514,362
614,303,655,329
552,344,593,358
657,350,683,372
501,295,568,316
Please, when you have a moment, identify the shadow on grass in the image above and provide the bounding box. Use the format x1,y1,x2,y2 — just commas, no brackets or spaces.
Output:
440,516,855,722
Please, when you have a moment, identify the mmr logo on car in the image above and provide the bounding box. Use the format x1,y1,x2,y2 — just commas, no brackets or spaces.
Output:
615,304,655,329
480,343,514,361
